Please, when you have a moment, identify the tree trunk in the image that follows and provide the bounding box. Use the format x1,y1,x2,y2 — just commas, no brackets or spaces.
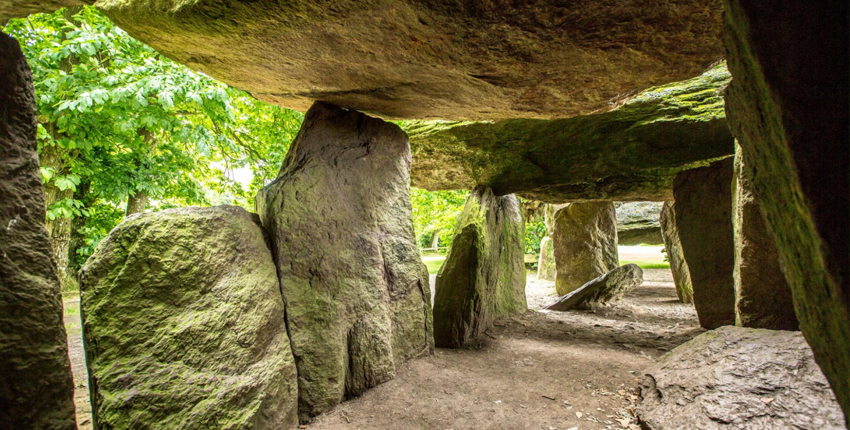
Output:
40,141,74,288
67,179,92,280
126,192,148,215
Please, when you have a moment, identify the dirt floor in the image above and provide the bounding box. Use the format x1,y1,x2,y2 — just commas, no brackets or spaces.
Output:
64,269,703,430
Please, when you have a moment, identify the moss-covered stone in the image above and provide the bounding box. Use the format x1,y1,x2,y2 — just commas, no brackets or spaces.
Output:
659,202,693,304
0,32,76,430
256,102,432,420
732,142,798,330
553,202,619,296
405,64,734,202
536,236,556,281
723,0,849,419
673,158,735,329
433,186,526,348
80,205,298,430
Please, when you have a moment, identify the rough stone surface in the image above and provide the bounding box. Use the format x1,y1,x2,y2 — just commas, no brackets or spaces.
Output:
0,32,76,430
659,202,693,304
256,102,432,420
638,326,844,429
673,158,735,329
405,64,733,202
615,202,663,245
723,0,850,419
1,0,86,24
94,0,722,120
536,236,555,281
546,264,643,311
79,206,298,430
553,202,619,296
732,143,798,331
433,186,526,348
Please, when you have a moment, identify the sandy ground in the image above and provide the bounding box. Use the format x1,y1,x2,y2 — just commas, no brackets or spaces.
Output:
63,297,92,430
64,269,701,430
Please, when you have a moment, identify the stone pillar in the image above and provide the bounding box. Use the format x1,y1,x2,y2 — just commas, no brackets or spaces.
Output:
433,186,526,348
659,201,693,304
723,0,849,417
733,143,799,330
673,158,735,329
537,236,556,281
256,102,432,420
552,202,619,296
0,33,76,430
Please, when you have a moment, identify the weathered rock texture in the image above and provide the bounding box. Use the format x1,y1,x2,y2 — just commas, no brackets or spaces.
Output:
91,0,723,120
659,202,693,304
1,0,86,23
638,326,844,429
256,102,432,420
723,0,850,419
615,202,663,245
0,32,76,430
547,264,643,311
536,236,555,281
553,202,619,296
732,144,798,331
405,64,733,202
673,159,735,329
433,187,526,348
80,206,298,430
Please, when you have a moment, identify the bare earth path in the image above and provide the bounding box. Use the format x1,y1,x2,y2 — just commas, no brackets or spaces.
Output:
64,269,701,430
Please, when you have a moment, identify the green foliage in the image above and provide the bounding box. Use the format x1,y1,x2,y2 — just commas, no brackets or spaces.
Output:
524,215,546,254
410,187,468,249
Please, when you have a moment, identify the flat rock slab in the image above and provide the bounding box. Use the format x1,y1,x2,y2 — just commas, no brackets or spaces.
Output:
256,102,432,420
80,206,298,429
546,264,643,311
638,326,845,429
433,186,526,348
0,32,76,430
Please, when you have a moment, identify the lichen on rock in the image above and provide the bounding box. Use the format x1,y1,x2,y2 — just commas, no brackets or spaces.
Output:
659,201,693,304
552,202,619,296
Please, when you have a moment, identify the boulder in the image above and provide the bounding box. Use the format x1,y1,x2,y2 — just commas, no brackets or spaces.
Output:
405,64,734,202
0,32,76,430
433,187,526,348
724,0,849,415
659,202,693,304
256,102,432,420
638,326,844,429
546,264,643,311
553,202,619,296
732,143,798,330
673,158,735,329
80,206,298,429
536,236,556,281
90,0,722,120
615,202,663,245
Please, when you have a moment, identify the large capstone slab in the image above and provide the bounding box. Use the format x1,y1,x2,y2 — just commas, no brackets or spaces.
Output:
90,0,723,121
80,206,298,429
405,64,733,202
553,202,619,296
673,158,735,329
615,202,663,245
659,201,693,304
0,32,76,430
256,102,432,420
638,326,844,429
433,186,527,348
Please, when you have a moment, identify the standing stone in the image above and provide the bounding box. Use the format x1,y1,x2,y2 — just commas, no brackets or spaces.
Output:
256,102,432,420
537,236,556,281
733,143,798,330
615,202,664,245
659,202,694,304
433,187,527,348
673,158,735,329
80,206,298,429
553,202,619,296
0,33,76,430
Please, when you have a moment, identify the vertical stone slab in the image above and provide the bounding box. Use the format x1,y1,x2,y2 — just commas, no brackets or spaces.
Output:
733,143,799,330
723,1,849,418
659,201,693,304
673,158,735,329
256,102,432,420
433,187,527,348
0,33,76,430
552,202,619,296
537,236,556,281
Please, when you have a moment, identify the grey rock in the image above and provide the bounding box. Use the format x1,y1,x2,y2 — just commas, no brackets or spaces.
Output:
659,202,693,304
615,202,663,245
553,202,619,296
546,264,643,311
